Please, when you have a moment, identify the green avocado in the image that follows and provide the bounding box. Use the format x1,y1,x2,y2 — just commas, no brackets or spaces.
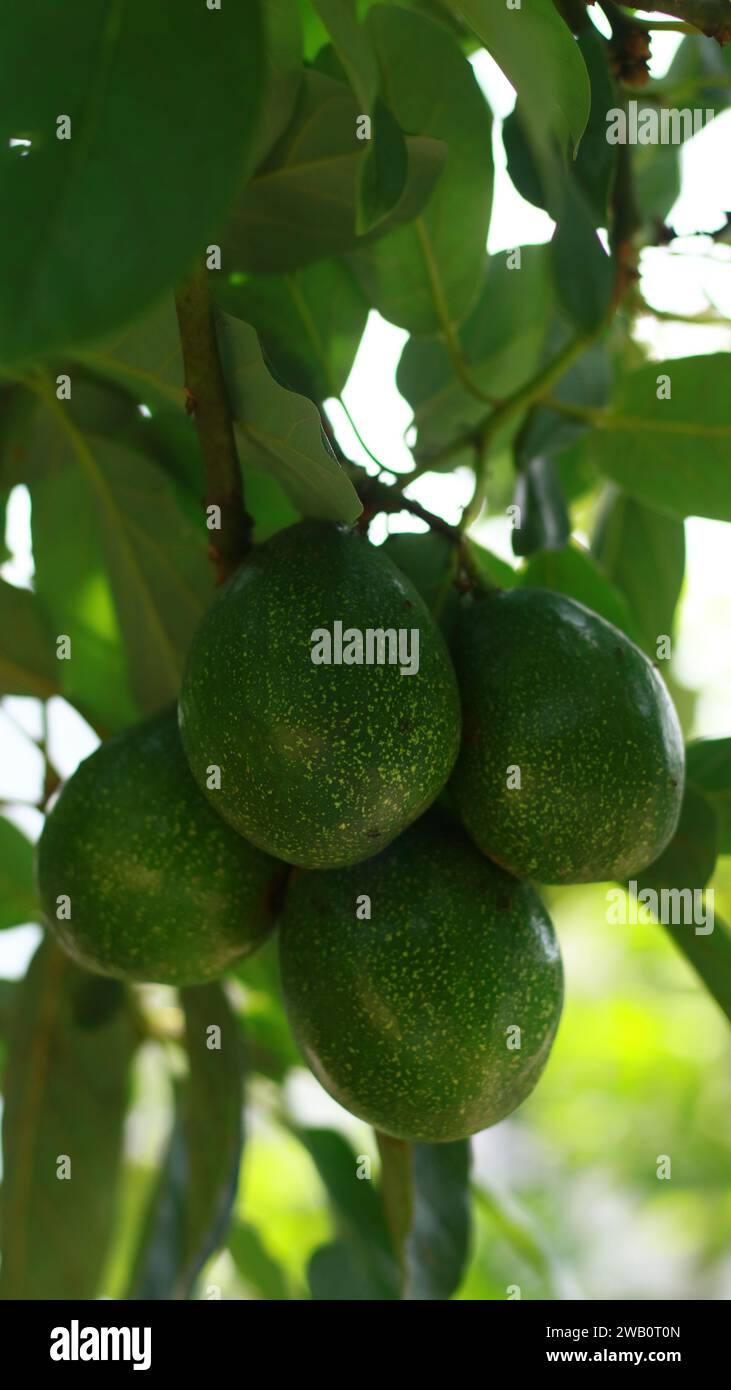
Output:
449,587,685,884
279,813,563,1142
179,521,461,869
36,709,283,985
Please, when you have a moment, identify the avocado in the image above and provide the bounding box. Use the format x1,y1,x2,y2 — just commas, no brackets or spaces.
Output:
449,587,684,884
36,708,283,985
279,813,563,1142
179,521,461,869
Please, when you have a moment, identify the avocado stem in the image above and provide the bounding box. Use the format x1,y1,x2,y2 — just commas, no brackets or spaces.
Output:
376,1130,414,1285
175,264,253,583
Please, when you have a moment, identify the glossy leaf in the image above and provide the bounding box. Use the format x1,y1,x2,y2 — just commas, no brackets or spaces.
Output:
0,816,39,930
458,0,590,157
221,71,446,273
512,457,570,558
133,983,246,1299
218,313,362,522
591,356,731,522
405,1140,472,1301
592,488,686,654
687,739,731,854
0,1,264,365
518,544,644,646
353,5,493,333
0,940,138,1298
215,258,368,401
298,1127,400,1298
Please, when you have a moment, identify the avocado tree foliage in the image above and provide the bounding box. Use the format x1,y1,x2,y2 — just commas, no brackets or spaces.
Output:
1,0,731,1302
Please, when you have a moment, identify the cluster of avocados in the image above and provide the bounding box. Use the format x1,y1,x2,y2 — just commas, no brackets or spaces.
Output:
37,521,684,1143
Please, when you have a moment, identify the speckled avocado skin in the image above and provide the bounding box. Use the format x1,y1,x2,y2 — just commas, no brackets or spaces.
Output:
449,587,685,884
36,708,283,985
279,813,563,1142
178,522,461,869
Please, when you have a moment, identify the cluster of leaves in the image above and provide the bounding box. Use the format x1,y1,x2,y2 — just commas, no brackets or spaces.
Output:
1,0,731,1300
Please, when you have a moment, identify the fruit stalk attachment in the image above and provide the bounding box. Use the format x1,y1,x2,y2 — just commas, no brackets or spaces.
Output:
376,1130,414,1281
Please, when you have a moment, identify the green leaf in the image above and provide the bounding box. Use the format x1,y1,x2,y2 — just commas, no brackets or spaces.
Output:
633,142,680,225
397,247,552,462
518,331,612,464
233,940,302,1081
356,97,408,235
308,1238,392,1300
352,4,493,333
550,178,614,334
132,983,246,1299
629,788,731,1022
0,578,58,700
501,31,614,336
0,939,138,1298
252,0,304,170
512,457,570,558
221,70,446,272
28,399,211,718
381,531,456,614
592,488,686,654
0,816,39,930
246,468,302,544
228,1221,290,1300
686,739,731,854
503,27,616,226
0,1,264,366
298,1127,400,1298
518,543,644,646
76,298,185,416
591,356,731,522
215,258,368,401
632,788,717,900
405,1140,471,1301
458,0,590,157
664,911,731,1027
218,313,362,522
312,0,379,111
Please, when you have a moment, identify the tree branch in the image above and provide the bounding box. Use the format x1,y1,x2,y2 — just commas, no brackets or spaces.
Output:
351,469,462,542
622,1,731,41
175,266,252,583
